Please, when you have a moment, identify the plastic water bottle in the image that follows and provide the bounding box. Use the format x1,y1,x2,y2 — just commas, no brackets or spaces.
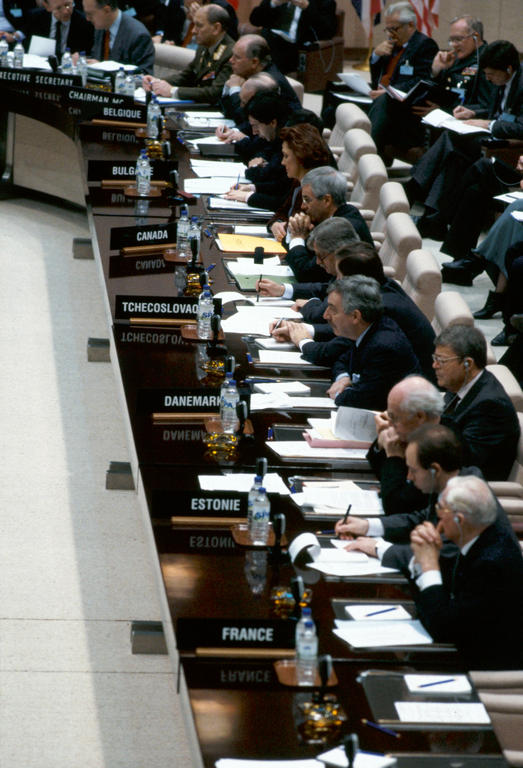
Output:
60,47,72,73
220,374,240,434
174,265,186,296
251,487,270,545
188,216,201,261
13,41,24,68
135,149,151,196
124,72,135,96
247,475,263,533
197,288,213,339
77,51,88,86
114,67,126,94
295,608,318,686
0,36,9,67
147,95,161,139
176,206,190,258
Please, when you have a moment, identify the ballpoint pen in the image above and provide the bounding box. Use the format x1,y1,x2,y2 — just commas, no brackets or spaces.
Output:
235,173,240,190
272,317,284,334
365,606,397,617
342,503,352,525
257,273,262,302
418,677,456,688
361,719,400,739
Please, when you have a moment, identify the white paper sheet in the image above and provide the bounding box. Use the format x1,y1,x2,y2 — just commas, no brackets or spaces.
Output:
214,291,293,307
334,406,377,442
255,338,296,351
336,72,372,95
404,674,472,694
216,760,319,768
494,190,523,203
257,350,314,366
292,485,383,515
254,381,311,394
345,604,411,621
199,473,290,495
190,160,246,178
28,35,55,57
334,619,432,648
235,225,271,236
266,441,368,460
311,561,397,577
316,747,397,768
315,548,368,563
394,701,489,724
184,178,244,194
226,261,293,277
422,109,491,134
88,60,137,72
186,116,235,128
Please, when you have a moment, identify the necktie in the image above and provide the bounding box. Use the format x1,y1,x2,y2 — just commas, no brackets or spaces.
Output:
381,48,404,86
102,29,110,61
55,22,62,56
443,393,460,414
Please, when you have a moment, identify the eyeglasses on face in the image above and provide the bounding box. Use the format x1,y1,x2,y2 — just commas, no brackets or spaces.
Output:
432,354,462,365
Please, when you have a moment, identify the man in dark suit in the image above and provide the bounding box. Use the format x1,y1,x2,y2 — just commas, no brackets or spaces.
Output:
409,41,523,242
319,276,420,410
434,325,520,481
84,0,154,72
26,0,93,56
249,0,336,75
220,33,301,127
143,4,233,103
276,166,373,283
409,474,523,670
367,1,438,164
0,0,33,42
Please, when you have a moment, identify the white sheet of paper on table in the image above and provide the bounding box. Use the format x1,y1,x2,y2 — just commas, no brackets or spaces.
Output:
310,560,397,576
333,619,432,648
207,196,272,213
404,674,472,694
294,485,382,514
266,441,368,460
255,338,296,351
213,291,293,307
345,604,411,621
216,759,320,768
234,225,272,236
336,72,372,95
316,746,397,768
394,701,490,724
257,350,314,366
254,380,311,394
184,178,243,194
315,548,368,563
198,472,290,495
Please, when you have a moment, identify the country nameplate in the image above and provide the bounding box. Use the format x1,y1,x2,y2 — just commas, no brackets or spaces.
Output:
87,159,177,182
183,660,279,689
65,86,145,122
114,326,189,348
108,253,175,279
161,528,237,553
176,618,296,651
137,387,220,412
110,221,177,250
153,489,248,519
115,295,198,320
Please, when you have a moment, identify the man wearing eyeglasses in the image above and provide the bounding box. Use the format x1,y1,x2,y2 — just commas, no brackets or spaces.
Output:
368,1,438,164
434,325,519,481
26,0,93,56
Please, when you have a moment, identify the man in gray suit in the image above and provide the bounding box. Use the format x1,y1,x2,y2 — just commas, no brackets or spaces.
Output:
84,0,155,74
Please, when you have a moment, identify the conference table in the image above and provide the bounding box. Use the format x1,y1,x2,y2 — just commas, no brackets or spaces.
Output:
0,76,510,768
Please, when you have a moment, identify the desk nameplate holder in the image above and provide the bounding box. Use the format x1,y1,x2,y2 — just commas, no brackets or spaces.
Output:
177,617,296,659
115,294,198,329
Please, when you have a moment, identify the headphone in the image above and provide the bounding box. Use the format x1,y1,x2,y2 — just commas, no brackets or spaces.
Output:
453,515,460,524
464,360,470,370
430,467,436,477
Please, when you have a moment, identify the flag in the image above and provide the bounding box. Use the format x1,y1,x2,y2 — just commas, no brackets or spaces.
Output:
351,0,386,39
408,0,439,36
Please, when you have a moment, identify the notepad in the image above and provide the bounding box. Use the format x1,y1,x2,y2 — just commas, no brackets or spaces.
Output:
190,160,246,178
404,674,472,694
266,441,368,460
336,72,372,95
311,561,397,577
253,381,311,394
234,225,271,236
422,108,491,134
345,604,411,621
217,233,287,255
216,759,320,768
258,350,314,366
317,746,397,768
184,178,242,194
334,619,433,648
291,483,383,516
394,701,490,724
213,291,294,308
255,338,296,351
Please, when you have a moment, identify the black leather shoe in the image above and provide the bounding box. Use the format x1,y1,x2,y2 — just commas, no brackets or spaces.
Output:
441,257,484,286
491,329,507,346
510,314,523,334
414,213,448,241
473,291,505,319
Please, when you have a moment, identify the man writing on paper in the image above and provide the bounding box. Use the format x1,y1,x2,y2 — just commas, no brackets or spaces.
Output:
367,1,438,164
315,276,420,410
409,475,523,670
25,0,94,57
143,4,234,103
84,0,154,73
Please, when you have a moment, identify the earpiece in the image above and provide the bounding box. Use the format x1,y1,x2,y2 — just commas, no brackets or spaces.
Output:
453,515,460,524
430,468,436,477
464,360,470,370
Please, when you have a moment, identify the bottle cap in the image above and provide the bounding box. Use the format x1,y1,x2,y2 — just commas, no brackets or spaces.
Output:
257,487,266,494
301,607,312,617
229,379,236,385
254,475,262,483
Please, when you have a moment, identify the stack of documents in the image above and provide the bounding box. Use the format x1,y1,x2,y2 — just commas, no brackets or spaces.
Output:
334,618,433,648
184,177,244,195
308,542,397,577
266,441,368,461
317,747,397,768
303,408,377,449
494,190,523,204
394,701,490,724
190,159,246,178
422,108,491,134
217,233,286,255
291,479,383,517
250,393,335,411
221,304,301,336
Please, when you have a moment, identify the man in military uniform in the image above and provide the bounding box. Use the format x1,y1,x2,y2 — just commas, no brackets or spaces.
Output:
143,3,233,104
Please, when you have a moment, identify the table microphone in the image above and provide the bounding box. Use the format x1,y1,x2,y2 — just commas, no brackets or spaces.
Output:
254,246,265,265
317,654,332,702
290,574,304,617
344,733,359,768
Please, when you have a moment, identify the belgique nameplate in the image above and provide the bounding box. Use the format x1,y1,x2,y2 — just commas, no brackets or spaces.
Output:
115,295,198,319
66,87,145,122
153,489,247,519
177,618,295,651
110,221,177,250
87,159,177,182
137,387,220,412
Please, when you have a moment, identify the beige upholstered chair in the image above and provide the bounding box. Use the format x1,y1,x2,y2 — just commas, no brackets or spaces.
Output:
489,414,523,494
471,670,523,695
370,181,410,243
401,249,441,322
285,75,304,104
348,153,388,222
431,291,473,335
337,128,377,188
328,103,371,158
378,211,422,281
488,365,523,413
477,692,523,767
153,43,195,80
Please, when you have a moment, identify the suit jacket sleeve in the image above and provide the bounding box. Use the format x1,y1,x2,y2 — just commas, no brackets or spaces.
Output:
285,244,330,282
378,456,428,517
177,58,232,103
300,337,352,367
491,71,523,139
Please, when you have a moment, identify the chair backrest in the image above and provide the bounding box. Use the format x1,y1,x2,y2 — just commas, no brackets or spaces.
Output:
378,211,422,281
285,75,304,104
371,181,410,235
471,669,523,695
401,249,441,322
328,103,371,154
153,43,195,80
477,692,523,754
488,365,523,414
349,153,388,215
337,128,376,185
431,291,474,335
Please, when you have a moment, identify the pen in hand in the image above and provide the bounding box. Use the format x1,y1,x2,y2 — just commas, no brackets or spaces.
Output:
257,274,262,302
342,503,352,525
235,173,240,190
272,317,283,335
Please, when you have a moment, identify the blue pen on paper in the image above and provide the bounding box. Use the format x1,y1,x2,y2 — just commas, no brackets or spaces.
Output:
418,677,456,689
365,606,398,618
246,352,253,363
207,263,216,273
361,719,400,739
245,377,277,384
315,529,335,535
235,173,240,190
